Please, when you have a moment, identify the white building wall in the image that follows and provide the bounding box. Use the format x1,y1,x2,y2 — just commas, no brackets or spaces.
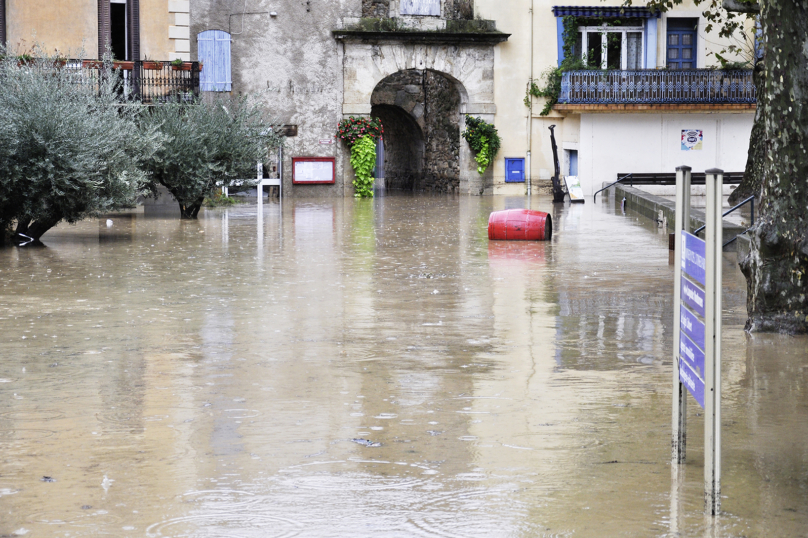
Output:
578,112,754,196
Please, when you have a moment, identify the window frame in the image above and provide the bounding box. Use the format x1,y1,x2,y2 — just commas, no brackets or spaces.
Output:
578,25,645,70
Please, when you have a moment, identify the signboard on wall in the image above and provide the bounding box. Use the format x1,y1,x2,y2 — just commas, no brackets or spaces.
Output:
681,129,703,151
292,157,336,185
401,0,441,16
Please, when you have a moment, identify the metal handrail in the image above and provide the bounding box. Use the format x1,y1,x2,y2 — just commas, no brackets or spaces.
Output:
593,173,633,202
693,195,754,237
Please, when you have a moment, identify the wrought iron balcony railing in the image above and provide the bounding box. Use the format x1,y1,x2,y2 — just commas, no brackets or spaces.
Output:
558,69,756,105
18,60,200,104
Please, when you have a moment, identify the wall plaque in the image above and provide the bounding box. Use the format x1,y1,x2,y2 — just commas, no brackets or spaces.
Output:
401,0,441,16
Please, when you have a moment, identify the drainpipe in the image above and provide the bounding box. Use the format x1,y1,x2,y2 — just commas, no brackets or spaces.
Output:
526,0,534,198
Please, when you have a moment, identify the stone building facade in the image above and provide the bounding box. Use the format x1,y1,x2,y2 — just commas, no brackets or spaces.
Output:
190,0,508,196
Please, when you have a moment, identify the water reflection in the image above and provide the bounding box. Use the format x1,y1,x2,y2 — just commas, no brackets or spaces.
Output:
0,195,805,537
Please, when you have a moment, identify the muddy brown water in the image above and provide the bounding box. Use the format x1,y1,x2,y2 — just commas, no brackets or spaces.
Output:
0,195,806,537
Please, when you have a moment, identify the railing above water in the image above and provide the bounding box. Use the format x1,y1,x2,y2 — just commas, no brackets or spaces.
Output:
559,69,756,105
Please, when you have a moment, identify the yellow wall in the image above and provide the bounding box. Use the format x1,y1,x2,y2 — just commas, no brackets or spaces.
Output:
7,0,98,57
141,0,174,60
6,0,177,60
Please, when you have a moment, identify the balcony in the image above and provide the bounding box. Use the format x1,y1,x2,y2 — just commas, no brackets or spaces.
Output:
28,60,200,104
558,69,756,107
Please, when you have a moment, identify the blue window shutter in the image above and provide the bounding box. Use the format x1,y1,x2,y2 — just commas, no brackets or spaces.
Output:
215,30,232,91
198,30,231,92
198,30,214,91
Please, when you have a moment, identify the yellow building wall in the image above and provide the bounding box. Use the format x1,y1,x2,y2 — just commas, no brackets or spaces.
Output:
477,0,755,194
7,0,98,57
6,0,180,61
140,0,174,60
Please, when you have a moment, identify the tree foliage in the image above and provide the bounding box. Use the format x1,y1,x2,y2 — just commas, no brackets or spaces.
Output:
141,96,283,219
0,49,159,245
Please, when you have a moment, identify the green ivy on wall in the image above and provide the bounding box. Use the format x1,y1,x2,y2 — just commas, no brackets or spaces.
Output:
461,115,500,175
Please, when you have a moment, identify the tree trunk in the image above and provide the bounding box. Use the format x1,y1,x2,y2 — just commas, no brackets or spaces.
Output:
178,197,204,219
739,0,808,334
729,63,766,205
12,217,60,247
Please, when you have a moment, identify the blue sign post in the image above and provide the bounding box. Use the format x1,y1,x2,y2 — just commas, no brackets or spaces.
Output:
672,166,723,516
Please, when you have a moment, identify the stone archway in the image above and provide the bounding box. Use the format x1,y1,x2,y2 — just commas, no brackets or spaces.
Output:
340,41,501,194
371,69,461,192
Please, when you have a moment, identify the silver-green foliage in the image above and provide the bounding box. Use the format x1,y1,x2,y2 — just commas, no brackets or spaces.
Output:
141,96,283,218
0,49,160,243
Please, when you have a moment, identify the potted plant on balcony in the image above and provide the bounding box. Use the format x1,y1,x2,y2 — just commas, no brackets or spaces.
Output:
142,59,164,70
113,60,134,71
82,59,104,69
170,58,190,71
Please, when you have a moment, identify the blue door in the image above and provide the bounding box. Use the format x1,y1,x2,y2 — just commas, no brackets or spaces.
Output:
568,150,578,177
505,158,525,183
667,19,697,69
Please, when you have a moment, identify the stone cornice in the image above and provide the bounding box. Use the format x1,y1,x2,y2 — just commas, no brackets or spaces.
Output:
333,30,509,45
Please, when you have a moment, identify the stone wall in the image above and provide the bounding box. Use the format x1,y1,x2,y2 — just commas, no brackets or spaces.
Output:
362,0,389,18
370,69,460,192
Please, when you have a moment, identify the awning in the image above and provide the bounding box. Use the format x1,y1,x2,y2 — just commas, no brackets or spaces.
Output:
551,6,662,18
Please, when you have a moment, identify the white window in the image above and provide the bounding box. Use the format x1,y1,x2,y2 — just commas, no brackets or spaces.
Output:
578,25,644,70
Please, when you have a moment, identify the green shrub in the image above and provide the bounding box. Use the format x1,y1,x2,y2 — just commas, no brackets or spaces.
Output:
461,115,500,175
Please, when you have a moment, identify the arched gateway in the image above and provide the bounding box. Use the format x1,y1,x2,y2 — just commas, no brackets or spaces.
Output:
371,69,462,192
335,30,507,194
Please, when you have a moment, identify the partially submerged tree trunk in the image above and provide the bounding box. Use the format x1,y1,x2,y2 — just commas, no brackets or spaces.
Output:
739,0,808,334
729,62,766,205
12,217,61,247
178,197,204,219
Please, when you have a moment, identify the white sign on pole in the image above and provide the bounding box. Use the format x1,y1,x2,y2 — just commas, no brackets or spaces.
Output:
672,166,723,516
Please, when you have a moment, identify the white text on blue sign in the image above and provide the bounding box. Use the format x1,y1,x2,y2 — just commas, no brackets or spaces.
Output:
681,276,706,318
681,231,706,286
680,306,705,351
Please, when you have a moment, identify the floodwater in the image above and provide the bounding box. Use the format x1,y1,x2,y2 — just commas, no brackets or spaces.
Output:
0,195,806,538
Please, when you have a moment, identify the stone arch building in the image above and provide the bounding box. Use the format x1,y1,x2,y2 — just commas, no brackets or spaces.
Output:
190,0,508,197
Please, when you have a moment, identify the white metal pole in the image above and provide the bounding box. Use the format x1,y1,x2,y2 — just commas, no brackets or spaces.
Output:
672,165,691,464
703,168,723,515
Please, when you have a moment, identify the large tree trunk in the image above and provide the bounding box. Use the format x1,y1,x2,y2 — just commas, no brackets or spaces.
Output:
729,63,766,205
178,197,204,219
739,0,808,334
12,217,60,247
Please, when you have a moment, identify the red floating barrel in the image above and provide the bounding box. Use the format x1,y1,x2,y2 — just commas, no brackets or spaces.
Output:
488,209,552,241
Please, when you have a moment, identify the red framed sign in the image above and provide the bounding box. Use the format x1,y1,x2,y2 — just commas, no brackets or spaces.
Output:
292,157,336,185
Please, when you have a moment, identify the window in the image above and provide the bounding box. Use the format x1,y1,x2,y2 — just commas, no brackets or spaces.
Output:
666,18,697,69
198,30,231,92
577,25,644,70
110,0,127,60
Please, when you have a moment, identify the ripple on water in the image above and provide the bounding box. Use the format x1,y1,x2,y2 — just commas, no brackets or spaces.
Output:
0,429,56,442
278,461,435,492
146,513,302,538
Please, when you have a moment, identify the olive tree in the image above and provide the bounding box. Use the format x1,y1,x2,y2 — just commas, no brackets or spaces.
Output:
0,51,159,246
142,96,284,219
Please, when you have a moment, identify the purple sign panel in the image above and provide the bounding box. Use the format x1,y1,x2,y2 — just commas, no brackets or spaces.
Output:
681,231,706,286
681,276,706,317
680,306,705,351
680,360,705,409
679,332,705,378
